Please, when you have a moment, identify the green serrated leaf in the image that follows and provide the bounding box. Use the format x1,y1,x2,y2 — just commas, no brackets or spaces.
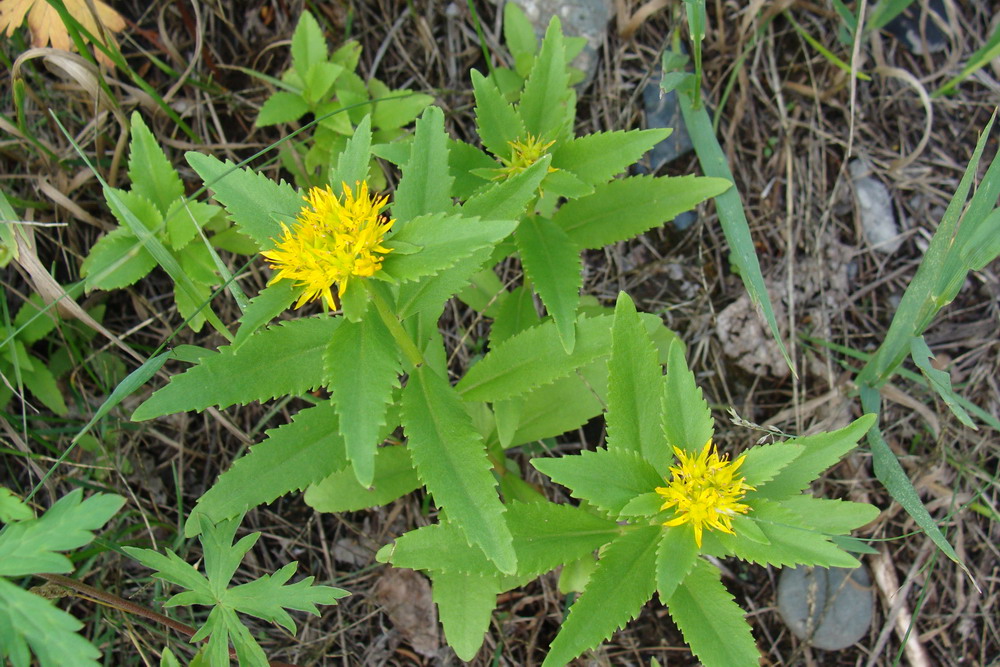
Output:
607,292,668,470
381,214,517,283
0,488,33,523
667,559,759,667
305,445,418,512
378,521,494,575
185,401,347,535
393,106,452,224
431,570,500,661
186,152,302,250
515,215,580,353
81,227,156,292
325,315,401,486
737,442,803,488
551,129,671,185
330,114,372,190
778,496,881,535
751,415,875,499
655,524,698,602
553,175,730,249
729,500,860,568
21,360,67,415
256,92,309,126
12,294,57,344
490,285,539,346
507,501,619,577
370,80,434,130
506,358,607,447
395,245,495,319
661,339,714,454
290,10,327,74
232,281,299,350
543,526,659,666
503,2,537,60
164,199,219,251
0,489,124,577
533,448,662,517
472,69,526,159
127,112,184,214
518,17,571,142
403,365,517,573
461,154,549,220
132,317,340,421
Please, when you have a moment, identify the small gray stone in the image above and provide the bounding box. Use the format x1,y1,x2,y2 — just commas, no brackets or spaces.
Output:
882,0,947,55
640,72,694,171
850,159,902,254
508,0,611,87
777,566,874,651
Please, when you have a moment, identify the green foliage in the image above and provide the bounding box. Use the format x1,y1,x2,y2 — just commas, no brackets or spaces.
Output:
80,113,235,332
0,488,124,667
125,514,348,666
253,10,433,188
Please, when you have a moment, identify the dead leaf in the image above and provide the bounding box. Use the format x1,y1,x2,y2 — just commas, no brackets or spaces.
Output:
372,568,439,658
0,0,125,67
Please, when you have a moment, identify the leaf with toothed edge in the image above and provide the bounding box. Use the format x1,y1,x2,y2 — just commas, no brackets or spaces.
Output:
132,317,340,421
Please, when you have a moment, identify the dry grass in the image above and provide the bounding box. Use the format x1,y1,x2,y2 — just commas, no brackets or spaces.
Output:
2,0,998,665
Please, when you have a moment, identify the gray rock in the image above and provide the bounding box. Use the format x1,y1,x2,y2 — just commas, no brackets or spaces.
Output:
777,566,874,651
850,159,902,254
508,0,611,87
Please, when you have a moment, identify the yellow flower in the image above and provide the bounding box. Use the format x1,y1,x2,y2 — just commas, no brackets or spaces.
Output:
655,440,754,548
492,134,558,181
261,182,394,310
0,0,125,67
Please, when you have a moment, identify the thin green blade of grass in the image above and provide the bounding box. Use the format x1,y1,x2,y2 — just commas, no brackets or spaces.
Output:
932,21,1000,97
866,0,918,32
784,12,871,81
676,84,794,377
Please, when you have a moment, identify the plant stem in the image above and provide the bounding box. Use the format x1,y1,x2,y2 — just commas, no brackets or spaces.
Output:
366,282,425,368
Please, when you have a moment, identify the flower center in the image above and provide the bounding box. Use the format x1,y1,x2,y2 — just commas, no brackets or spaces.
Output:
654,440,754,547
261,181,394,309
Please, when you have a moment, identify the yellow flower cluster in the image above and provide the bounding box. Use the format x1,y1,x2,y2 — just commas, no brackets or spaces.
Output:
493,134,557,181
261,182,393,309
655,440,754,547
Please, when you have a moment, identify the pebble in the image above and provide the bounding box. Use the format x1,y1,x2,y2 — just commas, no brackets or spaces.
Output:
777,566,874,651
849,159,902,254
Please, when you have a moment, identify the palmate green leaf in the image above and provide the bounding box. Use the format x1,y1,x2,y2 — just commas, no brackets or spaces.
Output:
551,128,671,185
256,91,309,126
910,336,975,427
668,559,758,667
224,561,348,634
184,401,347,536
81,225,157,291
471,69,525,159
726,500,860,568
20,361,67,415
779,496,881,535
13,294,58,345
186,152,302,250
325,315,401,486
457,313,613,401
196,606,267,667
507,501,619,577
132,317,340,420
543,526,659,667
232,281,299,350
395,244,495,319
0,489,124,578
127,112,183,214
402,365,517,574
750,415,874,499
533,448,662,517
515,216,581,353
0,578,102,667
607,292,668,471
552,175,731,250
655,524,699,603
329,114,372,189
0,488,32,523
736,442,803,488
431,571,501,662
382,213,516,283
393,106,453,224
164,199,219,251
461,155,549,220
661,339,714,454
686,89,800,375
305,445,419,512
518,17,571,142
